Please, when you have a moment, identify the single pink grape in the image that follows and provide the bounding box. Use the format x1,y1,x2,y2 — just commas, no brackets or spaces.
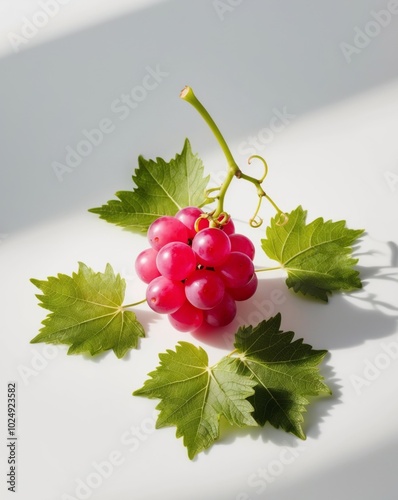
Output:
168,300,204,332
146,276,185,314
135,248,161,284
229,233,255,260
220,216,235,235
192,227,231,267
156,242,196,281
185,269,225,310
228,273,258,301
147,216,188,251
203,292,237,327
216,251,254,288
175,206,204,239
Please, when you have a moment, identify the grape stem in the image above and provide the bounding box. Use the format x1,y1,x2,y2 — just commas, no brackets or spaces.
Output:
255,266,283,272
180,86,237,222
122,298,147,309
180,86,286,227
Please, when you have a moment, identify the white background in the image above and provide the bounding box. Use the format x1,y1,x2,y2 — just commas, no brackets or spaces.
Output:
1,1,398,499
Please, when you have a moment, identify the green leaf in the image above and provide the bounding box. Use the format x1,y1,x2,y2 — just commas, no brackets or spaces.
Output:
261,206,364,301
30,262,145,358
134,317,331,456
233,314,331,439
133,342,257,459
89,139,210,232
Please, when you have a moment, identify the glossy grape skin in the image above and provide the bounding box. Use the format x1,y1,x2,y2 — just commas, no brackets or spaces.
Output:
175,206,204,239
147,216,188,251
216,251,254,288
146,276,185,314
228,273,258,301
134,248,161,284
156,242,196,281
203,292,237,327
192,228,231,267
220,217,235,235
229,233,255,260
136,212,260,332
185,269,225,310
168,300,204,332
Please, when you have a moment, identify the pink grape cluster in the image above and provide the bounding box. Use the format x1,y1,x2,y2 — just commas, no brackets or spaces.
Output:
135,207,257,332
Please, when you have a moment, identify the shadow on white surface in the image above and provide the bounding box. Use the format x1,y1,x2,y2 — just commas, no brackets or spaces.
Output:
280,436,398,500
193,273,398,352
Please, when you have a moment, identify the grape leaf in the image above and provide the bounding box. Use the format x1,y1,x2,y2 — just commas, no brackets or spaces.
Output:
133,342,258,459
233,314,331,439
30,262,145,358
89,139,210,232
261,206,364,301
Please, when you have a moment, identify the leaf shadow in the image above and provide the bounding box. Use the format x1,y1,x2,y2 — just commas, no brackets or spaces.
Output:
387,241,398,267
300,356,342,440
286,269,398,351
193,258,398,351
134,308,163,337
81,350,110,364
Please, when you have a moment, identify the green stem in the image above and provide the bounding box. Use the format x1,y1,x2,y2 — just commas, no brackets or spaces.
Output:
122,298,147,309
180,86,237,167
255,266,283,272
180,86,287,225
180,86,239,218
264,194,284,215
238,172,266,195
